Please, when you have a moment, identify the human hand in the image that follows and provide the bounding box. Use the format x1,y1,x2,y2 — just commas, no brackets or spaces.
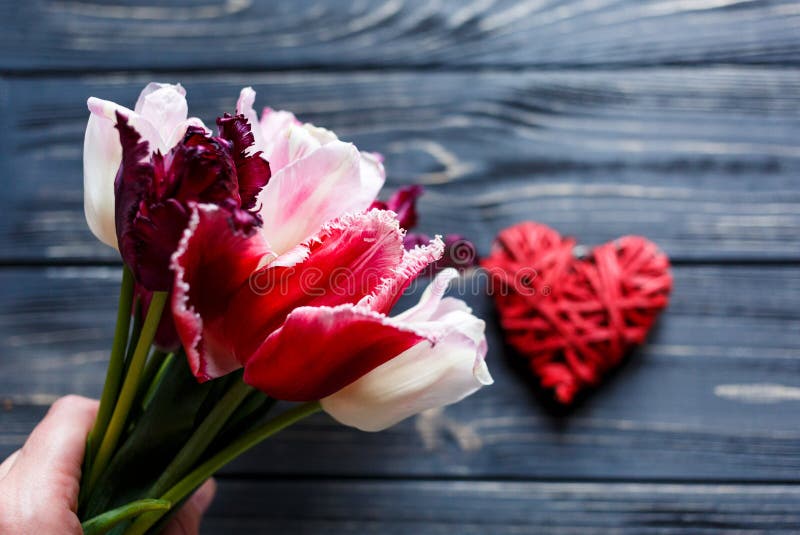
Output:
0,395,216,534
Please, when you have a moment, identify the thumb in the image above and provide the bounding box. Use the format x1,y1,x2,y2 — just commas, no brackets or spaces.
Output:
162,478,216,535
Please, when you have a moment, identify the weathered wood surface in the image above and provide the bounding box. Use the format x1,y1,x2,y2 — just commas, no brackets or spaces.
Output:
202,479,800,534
2,68,799,262
2,265,799,481
2,0,799,71
1,0,798,532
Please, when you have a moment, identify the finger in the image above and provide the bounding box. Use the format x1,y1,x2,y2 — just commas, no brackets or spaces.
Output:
0,449,20,480
7,396,98,510
162,478,217,535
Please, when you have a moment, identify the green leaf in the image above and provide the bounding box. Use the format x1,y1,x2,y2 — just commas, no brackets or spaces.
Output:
81,355,220,519
81,499,170,535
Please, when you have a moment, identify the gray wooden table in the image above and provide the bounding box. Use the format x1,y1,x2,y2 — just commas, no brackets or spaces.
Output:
1,1,799,532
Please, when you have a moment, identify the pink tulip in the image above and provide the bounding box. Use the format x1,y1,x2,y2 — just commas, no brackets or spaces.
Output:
236,87,386,254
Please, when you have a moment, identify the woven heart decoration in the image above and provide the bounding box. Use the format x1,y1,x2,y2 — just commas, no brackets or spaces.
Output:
482,222,672,404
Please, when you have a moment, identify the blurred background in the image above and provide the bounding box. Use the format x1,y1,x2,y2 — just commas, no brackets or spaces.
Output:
1,1,800,532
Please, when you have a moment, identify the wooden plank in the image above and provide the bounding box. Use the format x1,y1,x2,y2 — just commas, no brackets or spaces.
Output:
2,68,799,262
2,1,799,71
1,265,800,481
202,479,800,534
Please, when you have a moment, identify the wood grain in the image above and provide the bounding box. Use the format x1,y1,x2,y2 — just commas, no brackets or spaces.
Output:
2,68,799,262
1,0,797,530
2,0,799,71
2,265,799,481
202,479,800,534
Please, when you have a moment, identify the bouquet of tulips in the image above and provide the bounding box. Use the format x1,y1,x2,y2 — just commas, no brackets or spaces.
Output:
77,83,492,534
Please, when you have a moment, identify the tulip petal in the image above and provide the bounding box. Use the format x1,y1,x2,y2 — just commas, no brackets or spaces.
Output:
394,268,463,322
113,112,155,276
236,87,265,157
163,117,208,150
83,111,122,248
359,234,444,315
322,271,492,431
359,151,386,207
134,82,189,148
256,140,371,254
321,330,488,432
134,82,185,114
244,304,425,401
83,96,160,249
88,97,163,153
228,209,406,358
257,107,301,170
171,203,274,381
216,113,272,210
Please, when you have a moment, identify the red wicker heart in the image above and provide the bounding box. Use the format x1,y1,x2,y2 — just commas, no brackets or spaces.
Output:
482,222,672,404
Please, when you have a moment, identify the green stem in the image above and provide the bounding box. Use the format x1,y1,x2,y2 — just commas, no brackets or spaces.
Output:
84,291,168,494
138,350,167,401
221,390,275,436
140,352,175,411
85,266,134,469
129,349,168,416
124,401,322,535
122,297,143,376
81,499,171,535
148,377,253,499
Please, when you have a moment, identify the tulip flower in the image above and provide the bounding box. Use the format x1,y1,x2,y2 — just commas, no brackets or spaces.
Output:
83,83,206,249
319,269,492,431
236,87,385,254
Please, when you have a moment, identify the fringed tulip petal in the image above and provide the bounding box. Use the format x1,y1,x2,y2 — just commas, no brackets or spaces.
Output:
171,204,274,381
359,235,445,315
235,87,265,156
244,305,425,401
84,97,159,250
322,270,492,431
114,112,157,287
216,114,272,210
228,209,406,358
321,331,489,432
